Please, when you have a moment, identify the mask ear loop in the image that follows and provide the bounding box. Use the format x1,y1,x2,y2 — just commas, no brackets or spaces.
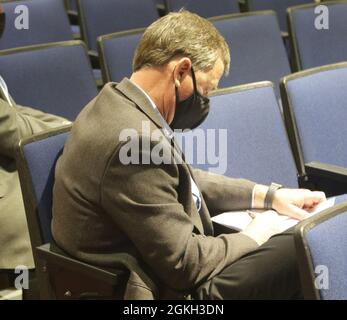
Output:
191,67,210,104
191,66,198,91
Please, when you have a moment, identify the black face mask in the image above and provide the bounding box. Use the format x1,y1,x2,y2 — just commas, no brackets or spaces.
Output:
0,7,5,39
170,67,210,130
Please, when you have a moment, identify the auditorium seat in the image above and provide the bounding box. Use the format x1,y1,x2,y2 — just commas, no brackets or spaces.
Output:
77,0,159,52
294,202,347,299
211,11,291,97
0,40,98,120
165,0,240,17
16,126,130,299
281,61,347,195
288,1,347,71
0,0,73,50
98,28,144,83
240,0,313,34
175,81,299,188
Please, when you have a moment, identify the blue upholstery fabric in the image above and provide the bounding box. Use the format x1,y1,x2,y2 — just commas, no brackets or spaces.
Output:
212,13,291,96
166,0,239,17
334,194,347,206
284,65,347,167
0,0,73,50
289,2,347,70
79,0,158,51
246,0,313,32
175,83,298,187
305,209,347,299
0,42,98,120
23,131,69,243
99,31,143,82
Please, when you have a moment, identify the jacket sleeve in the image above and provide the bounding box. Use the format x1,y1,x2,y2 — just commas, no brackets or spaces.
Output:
0,99,70,159
100,136,258,292
192,168,257,216
0,99,21,158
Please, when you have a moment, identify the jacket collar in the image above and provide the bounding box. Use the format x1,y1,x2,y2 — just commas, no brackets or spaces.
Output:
108,79,208,236
114,78,164,130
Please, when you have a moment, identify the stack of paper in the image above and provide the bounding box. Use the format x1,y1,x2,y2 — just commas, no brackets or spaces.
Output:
211,197,335,232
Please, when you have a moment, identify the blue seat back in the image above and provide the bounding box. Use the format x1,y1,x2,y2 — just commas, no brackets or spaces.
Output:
288,2,347,70
212,12,291,96
176,82,298,187
0,41,98,120
246,0,313,32
21,130,70,244
165,0,239,17
302,208,347,299
282,63,347,168
98,30,144,82
78,0,158,51
0,0,73,50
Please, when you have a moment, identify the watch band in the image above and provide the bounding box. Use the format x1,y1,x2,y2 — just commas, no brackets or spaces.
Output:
264,183,283,210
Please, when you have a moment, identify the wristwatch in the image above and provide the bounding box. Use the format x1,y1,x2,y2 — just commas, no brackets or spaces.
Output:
264,182,283,210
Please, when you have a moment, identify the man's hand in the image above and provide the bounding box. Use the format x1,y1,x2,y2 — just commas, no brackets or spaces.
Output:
242,210,282,246
272,188,326,220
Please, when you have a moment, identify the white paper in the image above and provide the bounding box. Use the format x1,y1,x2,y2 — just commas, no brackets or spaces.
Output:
211,197,336,232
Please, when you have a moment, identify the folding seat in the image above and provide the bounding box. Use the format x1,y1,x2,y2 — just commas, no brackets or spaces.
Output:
0,41,98,120
0,0,73,50
77,0,159,52
165,0,239,17
175,81,299,188
288,1,347,70
16,126,131,299
98,28,144,83
211,12,291,97
281,61,347,195
240,0,313,34
294,200,347,299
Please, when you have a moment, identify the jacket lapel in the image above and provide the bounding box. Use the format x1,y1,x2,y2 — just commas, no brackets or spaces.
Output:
115,79,164,130
112,79,206,235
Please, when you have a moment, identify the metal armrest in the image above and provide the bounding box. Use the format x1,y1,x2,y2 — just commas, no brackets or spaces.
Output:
36,243,130,299
305,161,347,183
305,161,347,196
238,0,248,12
88,50,100,69
67,10,78,25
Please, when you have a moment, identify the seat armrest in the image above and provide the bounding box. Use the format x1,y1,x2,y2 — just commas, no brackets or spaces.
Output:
88,50,100,69
67,10,78,25
305,161,347,196
238,0,248,12
305,161,347,183
36,243,126,286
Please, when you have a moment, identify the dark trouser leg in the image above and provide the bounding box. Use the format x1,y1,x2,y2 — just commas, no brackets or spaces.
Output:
193,229,303,300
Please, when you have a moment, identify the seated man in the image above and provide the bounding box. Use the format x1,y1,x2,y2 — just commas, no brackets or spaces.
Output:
0,78,70,280
0,4,70,287
52,11,325,299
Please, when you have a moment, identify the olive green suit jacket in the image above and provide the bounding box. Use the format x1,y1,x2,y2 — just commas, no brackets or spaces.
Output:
0,99,69,269
52,79,258,299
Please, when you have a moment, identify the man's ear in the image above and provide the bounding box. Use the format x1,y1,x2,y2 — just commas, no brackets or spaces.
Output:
174,58,192,85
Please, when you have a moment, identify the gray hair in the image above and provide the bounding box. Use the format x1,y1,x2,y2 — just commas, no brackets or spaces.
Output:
133,10,230,75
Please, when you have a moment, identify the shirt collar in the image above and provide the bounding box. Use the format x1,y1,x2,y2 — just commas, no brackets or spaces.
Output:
130,80,174,139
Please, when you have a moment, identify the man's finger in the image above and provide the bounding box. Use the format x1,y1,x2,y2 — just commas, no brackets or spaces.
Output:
308,191,326,202
286,205,310,220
